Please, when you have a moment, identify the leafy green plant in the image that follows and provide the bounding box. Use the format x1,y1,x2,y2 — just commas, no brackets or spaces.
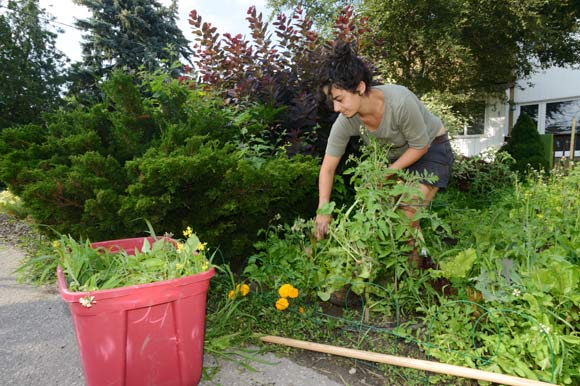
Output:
445,148,516,207
14,234,58,286
314,139,447,315
201,264,267,371
421,163,580,384
244,217,318,295
244,137,447,319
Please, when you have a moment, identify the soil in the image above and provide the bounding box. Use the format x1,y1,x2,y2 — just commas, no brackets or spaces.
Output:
298,303,434,386
288,349,389,386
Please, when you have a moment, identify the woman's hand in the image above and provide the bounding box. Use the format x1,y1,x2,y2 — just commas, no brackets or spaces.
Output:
384,168,398,180
315,214,332,240
316,155,340,240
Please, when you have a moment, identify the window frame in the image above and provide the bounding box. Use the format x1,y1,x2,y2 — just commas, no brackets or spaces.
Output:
516,96,580,160
516,96,580,135
455,100,487,137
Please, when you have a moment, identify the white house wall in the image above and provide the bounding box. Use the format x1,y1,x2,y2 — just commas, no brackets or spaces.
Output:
515,66,580,104
451,96,508,157
452,65,580,157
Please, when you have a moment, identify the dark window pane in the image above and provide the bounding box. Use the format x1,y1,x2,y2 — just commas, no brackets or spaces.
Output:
545,99,580,134
467,110,485,135
553,133,580,159
455,100,485,135
520,104,538,127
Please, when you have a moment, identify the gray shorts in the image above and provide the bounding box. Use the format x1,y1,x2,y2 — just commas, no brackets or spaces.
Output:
406,134,454,189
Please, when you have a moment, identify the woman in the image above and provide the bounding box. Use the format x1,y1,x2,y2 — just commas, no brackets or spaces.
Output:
314,41,454,267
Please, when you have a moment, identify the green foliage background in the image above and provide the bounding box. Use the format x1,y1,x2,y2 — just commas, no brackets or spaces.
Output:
0,70,319,264
2,2,580,384
0,0,67,129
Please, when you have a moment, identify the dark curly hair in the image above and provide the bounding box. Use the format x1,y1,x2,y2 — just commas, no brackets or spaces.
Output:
318,40,373,101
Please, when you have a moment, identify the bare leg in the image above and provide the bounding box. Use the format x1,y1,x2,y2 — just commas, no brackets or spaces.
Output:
401,183,438,268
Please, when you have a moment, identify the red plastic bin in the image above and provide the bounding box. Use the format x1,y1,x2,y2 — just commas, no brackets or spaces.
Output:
57,237,215,386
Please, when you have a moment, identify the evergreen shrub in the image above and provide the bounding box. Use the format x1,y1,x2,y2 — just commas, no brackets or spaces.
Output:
0,70,319,264
501,112,549,173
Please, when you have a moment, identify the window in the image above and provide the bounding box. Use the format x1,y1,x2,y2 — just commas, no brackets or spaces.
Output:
545,99,580,134
520,104,539,127
455,100,486,136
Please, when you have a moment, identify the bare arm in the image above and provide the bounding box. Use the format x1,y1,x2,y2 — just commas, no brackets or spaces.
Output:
315,154,341,239
390,145,429,171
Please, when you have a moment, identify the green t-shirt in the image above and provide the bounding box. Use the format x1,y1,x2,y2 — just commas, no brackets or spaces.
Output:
325,84,443,159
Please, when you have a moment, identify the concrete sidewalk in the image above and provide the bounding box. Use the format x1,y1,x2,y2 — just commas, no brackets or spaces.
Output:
0,243,347,386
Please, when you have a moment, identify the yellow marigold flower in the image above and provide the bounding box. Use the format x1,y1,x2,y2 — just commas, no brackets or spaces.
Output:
278,284,294,298
197,242,207,251
183,226,193,238
239,284,250,296
275,297,289,311
228,290,236,299
176,243,184,253
298,306,305,314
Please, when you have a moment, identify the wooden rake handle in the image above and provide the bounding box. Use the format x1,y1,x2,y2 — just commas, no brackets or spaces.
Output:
260,335,557,386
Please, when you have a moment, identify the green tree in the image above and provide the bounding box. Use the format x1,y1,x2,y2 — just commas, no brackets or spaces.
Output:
0,0,67,129
267,0,361,36
70,0,192,97
362,0,580,95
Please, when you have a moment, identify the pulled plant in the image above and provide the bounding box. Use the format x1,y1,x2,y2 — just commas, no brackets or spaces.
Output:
57,223,212,292
245,137,448,318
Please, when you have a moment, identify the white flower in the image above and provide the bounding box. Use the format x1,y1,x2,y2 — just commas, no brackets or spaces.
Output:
538,323,550,334
79,295,96,308
512,288,521,297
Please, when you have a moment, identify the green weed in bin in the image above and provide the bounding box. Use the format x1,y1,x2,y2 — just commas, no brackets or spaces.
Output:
56,223,213,292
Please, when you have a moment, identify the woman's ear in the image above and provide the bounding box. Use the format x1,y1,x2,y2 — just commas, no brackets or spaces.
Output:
357,81,366,96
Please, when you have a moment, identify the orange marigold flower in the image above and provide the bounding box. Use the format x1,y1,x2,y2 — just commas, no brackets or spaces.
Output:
275,297,289,311
298,306,305,314
288,286,299,299
278,284,296,298
239,284,250,296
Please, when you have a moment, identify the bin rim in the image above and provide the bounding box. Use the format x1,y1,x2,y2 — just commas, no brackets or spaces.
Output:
57,265,215,303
